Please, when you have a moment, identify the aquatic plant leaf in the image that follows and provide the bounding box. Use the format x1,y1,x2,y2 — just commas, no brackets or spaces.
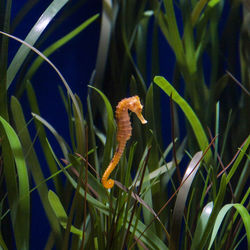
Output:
226,134,250,184
46,139,110,210
26,81,62,193
161,0,185,64
48,190,83,238
136,10,154,81
0,116,30,249
208,203,250,249
10,96,61,236
126,216,167,250
0,30,84,145
10,0,40,31
120,2,147,95
32,113,69,158
25,13,99,80
7,0,69,88
191,0,220,26
170,151,203,250
88,86,116,169
72,94,85,155
87,95,99,172
94,0,113,88
48,139,166,249
0,0,11,119
197,174,227,249
0,232,7,250
191,201,213,250
154,76,212,163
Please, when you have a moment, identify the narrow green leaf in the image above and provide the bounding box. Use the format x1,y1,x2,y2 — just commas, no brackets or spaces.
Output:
0,231,7,250
87,95,99,173
46,139,110,211
26,81,62,193
226,135,250,184
136,11,153,81
88,86,116,169
48,190,68,223
127,217,168,250
154,76,212,163
162,0,185,65
72,94,85,155
170,151,203,250
7,0,69,88
48,190,82,238
235,159,250,201
208,203,250,249
10,96,61,237
25,13,99,80
47,137,167,249
0,116,30,249
32,112,69,158
191,0,209,26
191,202,213,250
0,30,84,143
0,0,11,120
11,0,40,32
94,0,113,89
198,174,227,249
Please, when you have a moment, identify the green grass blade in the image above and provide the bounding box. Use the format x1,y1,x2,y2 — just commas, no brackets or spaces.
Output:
208,203,250,249
26,81,62,193
32,113,69,158
198,174,227,249
10,0,40,32
170,151,203,250
87,95,99,173
0,232,7,250
235,159,249,201
128,217,168,250
72,94,85,155
0,116,30,249
135,11,153,81
0,30,84,140
25,13,99,80
162,0,185,65
48,190,83,239
7,0,69,88
88,86,116,169
94,0,113,89
0,0,11,120
226,134,250,184
46,139,110,211
10,96,61,237
191,201,213,250
154,76,212,163
145,84,161,164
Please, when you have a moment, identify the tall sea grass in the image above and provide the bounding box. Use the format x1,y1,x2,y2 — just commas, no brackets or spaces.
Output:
0,0,249,249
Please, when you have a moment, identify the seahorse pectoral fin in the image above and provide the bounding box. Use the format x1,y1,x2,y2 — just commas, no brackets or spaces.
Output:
135,112,147,124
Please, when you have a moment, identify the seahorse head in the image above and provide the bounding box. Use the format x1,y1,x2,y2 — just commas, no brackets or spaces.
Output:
128,96,147,124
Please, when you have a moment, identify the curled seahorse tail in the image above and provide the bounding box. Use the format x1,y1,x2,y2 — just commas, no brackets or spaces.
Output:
101,142,127,189
102,176,114,189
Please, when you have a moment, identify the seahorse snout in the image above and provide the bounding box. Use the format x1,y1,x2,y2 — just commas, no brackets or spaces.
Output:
135,111,147,124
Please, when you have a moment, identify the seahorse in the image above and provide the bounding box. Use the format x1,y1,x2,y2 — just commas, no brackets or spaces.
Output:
101,96,147,189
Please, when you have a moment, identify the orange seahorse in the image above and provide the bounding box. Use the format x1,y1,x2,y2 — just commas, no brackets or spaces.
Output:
101,96,147,189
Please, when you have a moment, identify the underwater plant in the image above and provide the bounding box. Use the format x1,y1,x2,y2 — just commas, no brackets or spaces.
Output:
0,1,249,250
